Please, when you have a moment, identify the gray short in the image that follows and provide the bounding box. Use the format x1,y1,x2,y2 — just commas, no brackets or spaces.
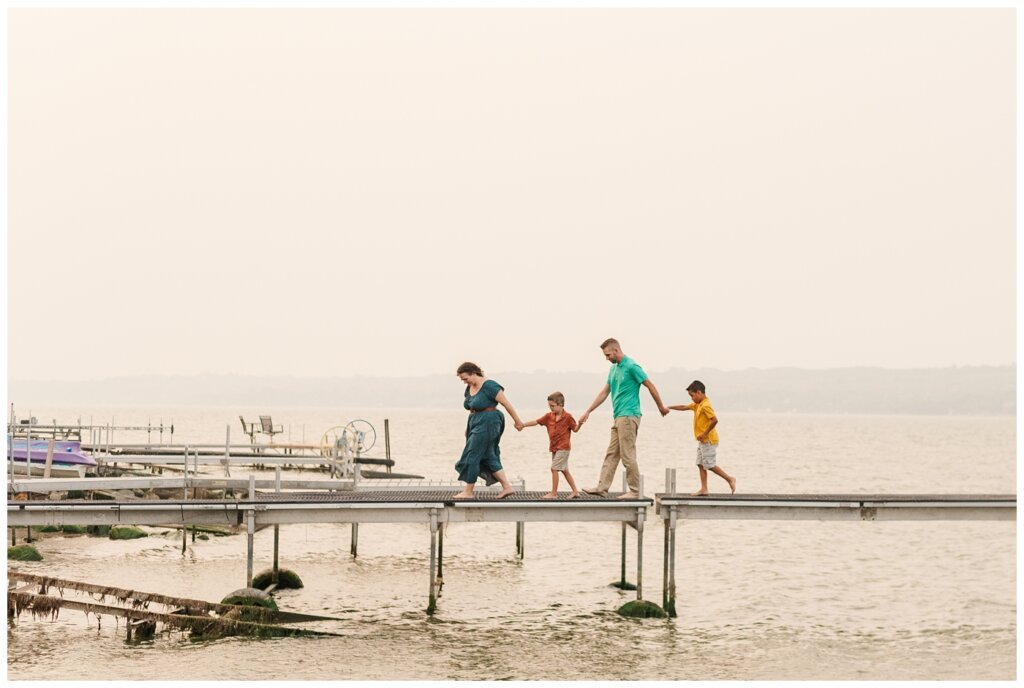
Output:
696,442,717,469
551,450,570,471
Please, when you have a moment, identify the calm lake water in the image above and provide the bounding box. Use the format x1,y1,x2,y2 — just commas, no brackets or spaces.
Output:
6,405,1017,680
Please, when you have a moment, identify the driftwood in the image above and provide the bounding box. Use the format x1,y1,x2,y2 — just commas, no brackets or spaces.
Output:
7,591,339,638
6,571,340,634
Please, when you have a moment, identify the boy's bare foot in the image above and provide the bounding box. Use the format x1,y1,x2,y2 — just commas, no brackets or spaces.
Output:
616,491,640,500
690,489,709,496
496,489,514,499
541,492,558,499
452,492,474,500
727,477,737,494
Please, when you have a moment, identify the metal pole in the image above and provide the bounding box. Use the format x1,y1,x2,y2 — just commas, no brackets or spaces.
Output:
351,523,359,557
437,522,444,593
427,510,438,615
636,506,644,601
224,425,232,477
273,467,281,584
384,418,391,474
182,446,189,553
246,509,255,588
620,522,627,587
663,509,670,612
668,507,678,617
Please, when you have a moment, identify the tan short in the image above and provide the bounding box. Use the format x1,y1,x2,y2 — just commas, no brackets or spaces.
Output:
551,450,571,471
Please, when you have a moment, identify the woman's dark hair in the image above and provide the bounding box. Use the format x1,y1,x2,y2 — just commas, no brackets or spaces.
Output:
457,362,484,377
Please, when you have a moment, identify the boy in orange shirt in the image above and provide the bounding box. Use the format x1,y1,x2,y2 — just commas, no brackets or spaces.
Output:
668,380,737,496
523,391,581,499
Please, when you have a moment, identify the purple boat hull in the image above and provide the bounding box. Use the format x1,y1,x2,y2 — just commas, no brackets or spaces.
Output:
7,439,98,468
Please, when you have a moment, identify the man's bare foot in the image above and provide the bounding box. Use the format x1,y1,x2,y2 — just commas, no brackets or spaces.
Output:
616,491,640,500
541,492,558,499
582,487,607,497
496,489,514,499
690,489,709,496
727,477,737,494
569,492,581,499
452,492,474,500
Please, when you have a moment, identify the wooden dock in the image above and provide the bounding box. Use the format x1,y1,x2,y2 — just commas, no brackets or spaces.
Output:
7,474,1016,617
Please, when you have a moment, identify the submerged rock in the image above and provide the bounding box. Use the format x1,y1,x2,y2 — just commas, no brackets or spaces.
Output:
617,600,668,619
109,526,148,540
252,568,304,590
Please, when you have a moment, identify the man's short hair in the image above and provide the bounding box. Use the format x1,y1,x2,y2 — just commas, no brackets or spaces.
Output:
547,391,565,407
686,380,706,394
599,338,620,349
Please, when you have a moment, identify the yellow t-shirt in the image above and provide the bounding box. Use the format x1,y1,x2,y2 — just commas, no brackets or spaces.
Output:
688,399,719,445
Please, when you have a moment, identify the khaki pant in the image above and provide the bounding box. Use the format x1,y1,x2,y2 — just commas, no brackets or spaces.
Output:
596,416,641,493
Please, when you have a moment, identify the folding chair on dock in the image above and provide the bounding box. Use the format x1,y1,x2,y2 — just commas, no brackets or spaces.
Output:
259,415,283,442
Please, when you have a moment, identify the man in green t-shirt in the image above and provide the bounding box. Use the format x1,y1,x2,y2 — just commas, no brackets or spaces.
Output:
578,338,668,499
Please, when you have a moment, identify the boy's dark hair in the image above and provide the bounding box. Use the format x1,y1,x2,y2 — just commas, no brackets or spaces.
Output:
599,338,620,349
686,380,706,394
547,391,565,407
457,362,484,377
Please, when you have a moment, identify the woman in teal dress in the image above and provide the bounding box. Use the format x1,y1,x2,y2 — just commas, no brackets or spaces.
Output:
454,362,525,499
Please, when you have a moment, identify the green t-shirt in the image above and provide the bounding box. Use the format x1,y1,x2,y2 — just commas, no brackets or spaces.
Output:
607,356,648,418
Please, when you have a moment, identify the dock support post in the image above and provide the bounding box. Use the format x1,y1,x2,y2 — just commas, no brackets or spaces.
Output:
667,507,677,617
427,510,439,615
273,467,281,584
182,446,189,554
619,522,627,587
246,509,255,588
436,522,444,594
515,521,525,559
224,425,232,477
350,524,359,557
635,506,644,601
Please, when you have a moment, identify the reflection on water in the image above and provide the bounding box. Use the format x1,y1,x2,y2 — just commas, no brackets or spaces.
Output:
7,408,1017,680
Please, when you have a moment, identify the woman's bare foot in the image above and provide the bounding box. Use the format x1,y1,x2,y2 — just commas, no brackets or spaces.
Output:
496,489,514,499
727,477,737,494
452,491,474,500
690,489,709,496
541,492,558,499
569,492,581,499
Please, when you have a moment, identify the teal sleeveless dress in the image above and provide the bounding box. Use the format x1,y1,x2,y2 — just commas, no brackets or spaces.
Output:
455,379,505,485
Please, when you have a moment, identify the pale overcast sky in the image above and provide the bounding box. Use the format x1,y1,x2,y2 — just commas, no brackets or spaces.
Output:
6,8,1016,381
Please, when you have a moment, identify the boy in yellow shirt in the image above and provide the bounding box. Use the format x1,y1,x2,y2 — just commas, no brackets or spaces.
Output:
668,380,737,496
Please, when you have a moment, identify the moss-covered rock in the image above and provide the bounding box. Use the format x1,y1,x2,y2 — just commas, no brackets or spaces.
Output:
251,568,304,591
8,544,43,561
66,490,86,500
36,525,61,533
88,525,111,537
610,580,638,591
220,587,279,621
617,600,668,619
109,526,148,540
60,525,88,534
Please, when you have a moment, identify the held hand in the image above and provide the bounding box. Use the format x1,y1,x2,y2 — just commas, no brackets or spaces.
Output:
659,405,670,417
578,412,589,427
514,421,525,431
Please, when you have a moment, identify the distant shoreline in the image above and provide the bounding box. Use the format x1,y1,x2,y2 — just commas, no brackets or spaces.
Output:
8,365,1016,416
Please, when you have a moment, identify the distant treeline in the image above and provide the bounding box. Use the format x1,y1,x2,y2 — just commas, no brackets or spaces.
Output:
9,365,1016,415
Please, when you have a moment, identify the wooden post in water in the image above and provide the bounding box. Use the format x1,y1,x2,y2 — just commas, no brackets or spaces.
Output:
43,439,55,479
351,523,359,557
384,418,391,474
